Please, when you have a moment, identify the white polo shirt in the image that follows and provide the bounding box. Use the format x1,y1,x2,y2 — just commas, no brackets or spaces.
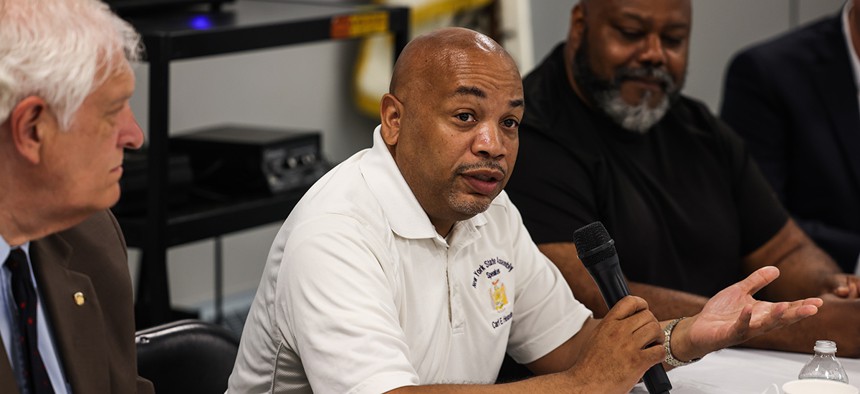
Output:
228,126,591,394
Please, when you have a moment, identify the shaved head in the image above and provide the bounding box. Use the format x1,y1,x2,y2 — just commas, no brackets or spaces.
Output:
575,0,691,19
379,27,524,236
389,27,518,102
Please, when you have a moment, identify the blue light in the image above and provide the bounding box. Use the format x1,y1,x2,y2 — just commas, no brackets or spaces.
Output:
189,15,213,30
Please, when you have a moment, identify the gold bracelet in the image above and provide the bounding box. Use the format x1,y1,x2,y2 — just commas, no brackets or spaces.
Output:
663,317,701,367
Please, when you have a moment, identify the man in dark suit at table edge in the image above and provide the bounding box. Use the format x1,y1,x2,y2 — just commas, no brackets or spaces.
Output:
721,0,860,275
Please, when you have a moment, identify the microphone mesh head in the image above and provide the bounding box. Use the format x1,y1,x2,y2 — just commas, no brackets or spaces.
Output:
573,222,611,254
573,221,617,266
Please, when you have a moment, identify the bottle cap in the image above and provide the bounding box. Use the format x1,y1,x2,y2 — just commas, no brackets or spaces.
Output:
814,340,837,354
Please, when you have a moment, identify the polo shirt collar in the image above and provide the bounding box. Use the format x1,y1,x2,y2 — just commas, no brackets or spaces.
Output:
360,125,488,240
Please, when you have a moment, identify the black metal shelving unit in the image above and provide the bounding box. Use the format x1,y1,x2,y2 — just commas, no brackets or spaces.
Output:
118,0,409,328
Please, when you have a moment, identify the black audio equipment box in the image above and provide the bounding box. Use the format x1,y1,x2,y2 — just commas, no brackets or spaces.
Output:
170,124,328,197
105,0,233,16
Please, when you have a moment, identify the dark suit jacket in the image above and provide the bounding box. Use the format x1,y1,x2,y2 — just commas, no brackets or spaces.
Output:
721,14,860,272
0,210,154,393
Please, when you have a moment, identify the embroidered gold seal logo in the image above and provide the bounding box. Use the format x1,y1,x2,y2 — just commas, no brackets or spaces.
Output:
490,279,508,312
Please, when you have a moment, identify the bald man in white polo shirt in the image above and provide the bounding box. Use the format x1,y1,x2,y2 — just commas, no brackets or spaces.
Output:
227,27,822,394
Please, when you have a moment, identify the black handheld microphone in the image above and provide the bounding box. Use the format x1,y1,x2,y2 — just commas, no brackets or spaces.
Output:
573,221,672,394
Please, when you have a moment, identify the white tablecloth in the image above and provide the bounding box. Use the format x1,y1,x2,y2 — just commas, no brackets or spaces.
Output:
628,348,860,393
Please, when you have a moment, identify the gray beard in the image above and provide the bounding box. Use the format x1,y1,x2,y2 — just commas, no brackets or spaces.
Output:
593,89,671,134
571,31,680,134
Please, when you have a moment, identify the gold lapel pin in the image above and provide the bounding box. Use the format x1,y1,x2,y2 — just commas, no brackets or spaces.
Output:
74,292,85,306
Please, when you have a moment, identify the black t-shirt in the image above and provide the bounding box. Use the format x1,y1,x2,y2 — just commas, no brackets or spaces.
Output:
506,44,788,297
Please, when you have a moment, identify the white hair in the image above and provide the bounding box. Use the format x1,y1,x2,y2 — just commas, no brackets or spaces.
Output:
0,0,142,130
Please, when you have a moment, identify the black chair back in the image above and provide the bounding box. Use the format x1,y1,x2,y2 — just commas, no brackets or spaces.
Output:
136,319,239,394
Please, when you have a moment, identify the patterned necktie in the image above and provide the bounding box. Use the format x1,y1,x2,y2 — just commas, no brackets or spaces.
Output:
6,249,54,394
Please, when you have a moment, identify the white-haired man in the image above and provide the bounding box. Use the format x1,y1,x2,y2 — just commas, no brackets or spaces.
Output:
0,0,152,392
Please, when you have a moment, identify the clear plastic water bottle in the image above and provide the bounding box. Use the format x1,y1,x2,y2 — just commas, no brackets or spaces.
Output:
798,340,849,383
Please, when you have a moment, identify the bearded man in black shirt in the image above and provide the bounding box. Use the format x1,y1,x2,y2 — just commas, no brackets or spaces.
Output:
506,0,860,356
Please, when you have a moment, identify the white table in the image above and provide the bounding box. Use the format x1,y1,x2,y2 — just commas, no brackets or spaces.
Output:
629,348,860,393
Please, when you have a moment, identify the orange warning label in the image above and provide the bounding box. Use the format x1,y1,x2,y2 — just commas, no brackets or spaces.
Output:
331,12,389,39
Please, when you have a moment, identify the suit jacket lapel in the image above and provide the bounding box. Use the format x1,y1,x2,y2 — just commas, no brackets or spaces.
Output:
812,16,860,190
31,233,110,393
0,336,20,394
